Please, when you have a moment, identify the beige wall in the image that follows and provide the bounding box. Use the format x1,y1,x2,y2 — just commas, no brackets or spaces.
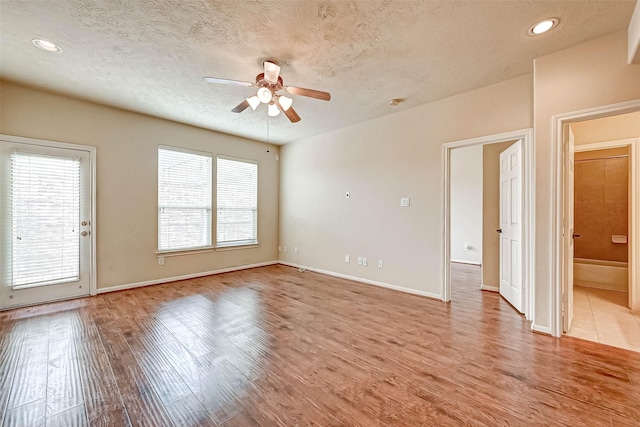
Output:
279,74,532,297
0,81,279,290
571,111,640,145
482,140,517,288
534,30,640,330
450,145,483,264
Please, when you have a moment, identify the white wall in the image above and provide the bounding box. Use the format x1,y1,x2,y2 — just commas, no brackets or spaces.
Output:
450,145,483,264
0,81,280,290
279,74,532,298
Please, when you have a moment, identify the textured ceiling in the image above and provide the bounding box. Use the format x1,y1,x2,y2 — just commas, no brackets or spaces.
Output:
0,0,636,144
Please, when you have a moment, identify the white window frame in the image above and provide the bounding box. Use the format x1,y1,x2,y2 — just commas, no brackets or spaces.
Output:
157,145,213,255
216,155,258,249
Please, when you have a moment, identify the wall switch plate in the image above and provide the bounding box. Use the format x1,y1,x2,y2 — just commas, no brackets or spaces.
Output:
378,260,383,268
400,197,410,207
345,255,350,263
278,246,282,252
284,246,288,252
294,247,298,254
362,257,368,266
158,257,165,266
357,257,363,265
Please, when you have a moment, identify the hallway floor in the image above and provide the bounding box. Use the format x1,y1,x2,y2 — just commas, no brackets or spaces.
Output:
567,286,640,352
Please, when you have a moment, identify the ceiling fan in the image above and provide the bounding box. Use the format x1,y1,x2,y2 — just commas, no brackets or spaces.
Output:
202,61,331,123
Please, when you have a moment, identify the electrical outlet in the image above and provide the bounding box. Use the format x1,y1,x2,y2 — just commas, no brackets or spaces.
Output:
357,257,363,265
362,257,368,266
158,257,165,266
400,197,410,207
378,260,383,268
345,255,350,263
284,246,288,252
278,246,282,252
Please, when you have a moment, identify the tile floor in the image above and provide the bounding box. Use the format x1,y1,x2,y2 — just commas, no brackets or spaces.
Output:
567,285,640,352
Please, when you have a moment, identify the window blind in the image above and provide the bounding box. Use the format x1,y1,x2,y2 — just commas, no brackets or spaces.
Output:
11,152,80,288
217,156,258,247
158,147,212,252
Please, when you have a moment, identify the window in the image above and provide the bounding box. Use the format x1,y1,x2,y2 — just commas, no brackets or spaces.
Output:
158,146,212,252
217,156,258,247
10,152,80,287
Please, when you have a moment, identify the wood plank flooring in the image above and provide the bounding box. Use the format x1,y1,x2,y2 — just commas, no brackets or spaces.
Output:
1,263,640,426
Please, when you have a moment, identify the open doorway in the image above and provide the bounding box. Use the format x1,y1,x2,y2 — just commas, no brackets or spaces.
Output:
561,111,640,351
443,128,534,322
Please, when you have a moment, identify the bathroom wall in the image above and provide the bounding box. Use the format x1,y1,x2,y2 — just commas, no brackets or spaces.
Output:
574,148,629,262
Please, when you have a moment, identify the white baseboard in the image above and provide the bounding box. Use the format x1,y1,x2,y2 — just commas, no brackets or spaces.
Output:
278,261,442,300
480,284,499,292
531,323,552,335
96,261,279,294
451,259,482,266
98,259,443,302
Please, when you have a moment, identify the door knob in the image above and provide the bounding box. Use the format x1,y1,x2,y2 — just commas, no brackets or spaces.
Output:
496,229,502,233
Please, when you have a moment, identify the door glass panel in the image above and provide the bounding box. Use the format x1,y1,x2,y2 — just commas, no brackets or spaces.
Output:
11,152,80,288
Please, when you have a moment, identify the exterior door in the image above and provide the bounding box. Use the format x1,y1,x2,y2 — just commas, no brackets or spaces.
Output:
0,137,93,309
499,140,523,312
563,126,576,332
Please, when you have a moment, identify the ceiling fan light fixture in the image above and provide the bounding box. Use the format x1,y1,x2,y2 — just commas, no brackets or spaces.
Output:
264,61,281,83
268,102,280,117
247,96,260,110
279,95,293,111
32,38,62,53
528,18,559,35
257,87,272,103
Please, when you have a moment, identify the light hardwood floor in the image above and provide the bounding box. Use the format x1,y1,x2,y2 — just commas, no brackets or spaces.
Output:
1,263,640,426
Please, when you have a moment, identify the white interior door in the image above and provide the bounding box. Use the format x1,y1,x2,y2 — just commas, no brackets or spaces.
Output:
563,127,576,332
0,139,93,309
499,140,523,312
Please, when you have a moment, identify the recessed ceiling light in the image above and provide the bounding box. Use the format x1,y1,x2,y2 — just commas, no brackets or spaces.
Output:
32,39,62,53
528,18,559,36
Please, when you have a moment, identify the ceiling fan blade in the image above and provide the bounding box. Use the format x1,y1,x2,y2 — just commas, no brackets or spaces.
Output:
285,86,331,101
231,99,250,113
263,61,281,84
283,106,301,123
202,76,254,87
275,97,301,123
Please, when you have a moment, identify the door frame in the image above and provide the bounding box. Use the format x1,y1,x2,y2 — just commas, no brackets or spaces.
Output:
442,128,535,322
0,134,97,302
551,99,640,337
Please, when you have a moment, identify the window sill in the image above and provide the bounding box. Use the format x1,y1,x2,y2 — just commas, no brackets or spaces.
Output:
156,247,214,257
215,243,259,251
